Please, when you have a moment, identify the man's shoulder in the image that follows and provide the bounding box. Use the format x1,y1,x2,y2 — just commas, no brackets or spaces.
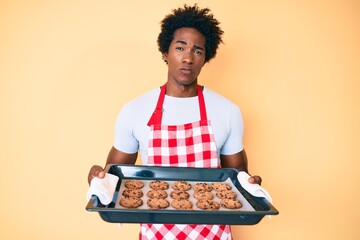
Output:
118,87,159,118
126,87,160,106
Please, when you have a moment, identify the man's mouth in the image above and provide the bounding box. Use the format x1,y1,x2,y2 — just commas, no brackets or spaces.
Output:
179,67,193,75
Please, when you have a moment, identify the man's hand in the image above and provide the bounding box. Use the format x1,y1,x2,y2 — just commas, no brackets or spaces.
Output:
88,165,105,185
248,175,262,185
220,150,263,185
87,147,137,185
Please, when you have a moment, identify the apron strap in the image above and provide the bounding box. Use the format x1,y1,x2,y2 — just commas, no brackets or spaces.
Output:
197,84,207,121
147,83,207,126
147,83,166,126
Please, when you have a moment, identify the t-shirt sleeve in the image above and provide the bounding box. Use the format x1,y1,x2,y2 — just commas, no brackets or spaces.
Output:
220,104,244,155
113,103,139,154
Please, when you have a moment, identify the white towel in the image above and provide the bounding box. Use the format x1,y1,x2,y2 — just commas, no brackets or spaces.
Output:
86,173,119,205
237,171,273,204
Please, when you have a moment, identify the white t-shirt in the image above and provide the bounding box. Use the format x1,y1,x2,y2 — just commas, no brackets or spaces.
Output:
114,87,244,165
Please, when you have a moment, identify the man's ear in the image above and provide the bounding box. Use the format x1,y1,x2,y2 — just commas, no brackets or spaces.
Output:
162,53,168,63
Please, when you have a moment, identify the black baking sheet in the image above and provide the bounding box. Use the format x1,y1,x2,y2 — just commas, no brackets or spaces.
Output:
86,164,279,225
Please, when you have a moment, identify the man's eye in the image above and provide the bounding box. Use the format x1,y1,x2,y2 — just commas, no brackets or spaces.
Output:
176,47,184,51
195,49,203,55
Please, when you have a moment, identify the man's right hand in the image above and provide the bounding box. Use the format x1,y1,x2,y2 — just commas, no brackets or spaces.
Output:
87,147,138,185
88,165,105,185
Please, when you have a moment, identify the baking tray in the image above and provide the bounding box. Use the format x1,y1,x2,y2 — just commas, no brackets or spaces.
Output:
86,164,279,225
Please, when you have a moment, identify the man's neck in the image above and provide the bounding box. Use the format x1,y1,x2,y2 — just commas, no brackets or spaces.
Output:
165,81,198,98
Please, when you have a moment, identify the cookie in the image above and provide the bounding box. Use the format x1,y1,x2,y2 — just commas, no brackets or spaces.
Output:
170,190,190,200
193,183,212,192
147,198,170,209
119,197,143,208
211,182,232,191
124,180,144,189
196,199,220,210
193,190,214,200
216,190,237,199
172,181,191,191
149,180,169,190
220,199,242,209
171,199,193,210
146,189,168,199
122,189,143,198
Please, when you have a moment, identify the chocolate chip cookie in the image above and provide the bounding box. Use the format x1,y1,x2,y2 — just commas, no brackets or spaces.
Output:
171,199,193,210
196,199,220,210
172,181,191,191
211,182,232,191
124,180,144,189
193,182,212,192
170,190,190,200
147,198,170,209
216,190,237,199
122,188,144,198
220,199,242,209
149,180,169,190
193,190,214,200
146,189,168,199
119,197,143,208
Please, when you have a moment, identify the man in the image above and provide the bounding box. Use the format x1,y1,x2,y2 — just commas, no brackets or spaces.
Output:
88,4,262,240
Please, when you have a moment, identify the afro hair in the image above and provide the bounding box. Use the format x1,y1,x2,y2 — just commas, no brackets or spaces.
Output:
157,4,224,63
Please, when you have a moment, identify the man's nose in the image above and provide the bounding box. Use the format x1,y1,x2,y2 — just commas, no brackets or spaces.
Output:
182,51,194,64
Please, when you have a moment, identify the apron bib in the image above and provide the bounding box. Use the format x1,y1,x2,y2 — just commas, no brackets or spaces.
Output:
140,83,231,240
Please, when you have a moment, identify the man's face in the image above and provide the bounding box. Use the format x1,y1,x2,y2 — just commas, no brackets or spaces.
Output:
163,27,206,87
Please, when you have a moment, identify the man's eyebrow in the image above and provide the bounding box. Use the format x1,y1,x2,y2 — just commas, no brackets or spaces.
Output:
175,40,205,50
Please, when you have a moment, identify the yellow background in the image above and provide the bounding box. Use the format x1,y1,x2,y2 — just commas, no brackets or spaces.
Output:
1,0,359,239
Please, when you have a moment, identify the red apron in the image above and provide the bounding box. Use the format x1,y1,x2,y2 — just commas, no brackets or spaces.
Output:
140,83,232,240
